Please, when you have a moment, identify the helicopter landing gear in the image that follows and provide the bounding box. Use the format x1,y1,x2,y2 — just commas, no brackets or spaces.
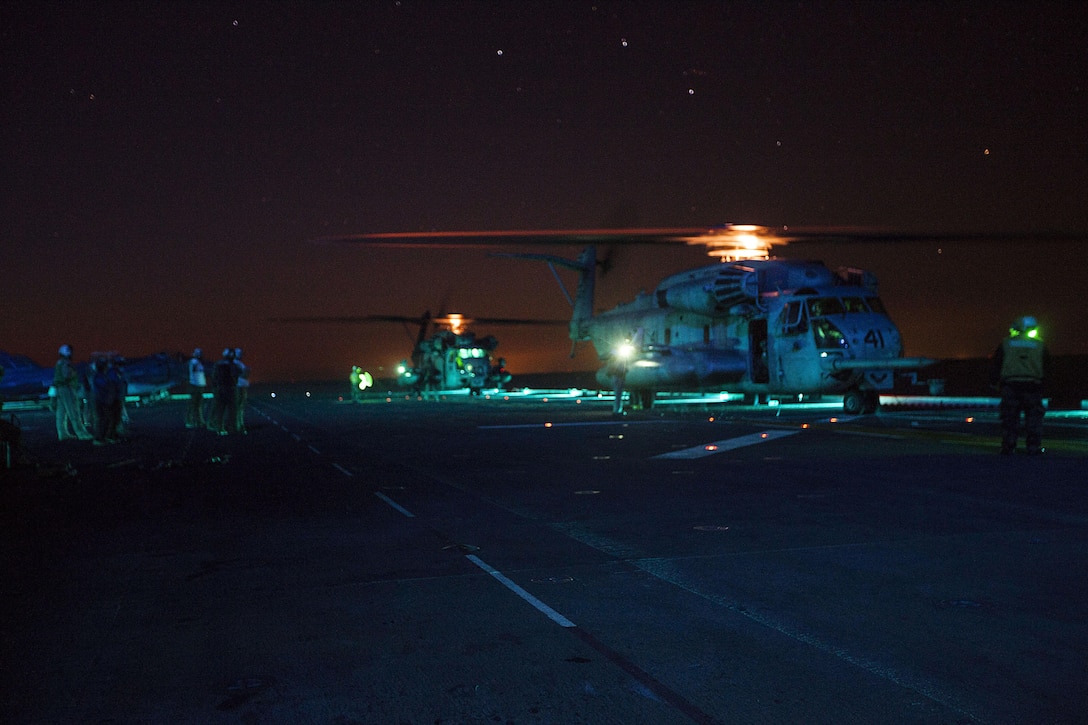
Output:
843,388,880,415
630,389,656,411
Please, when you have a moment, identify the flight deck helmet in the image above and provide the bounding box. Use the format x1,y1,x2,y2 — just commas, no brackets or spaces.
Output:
58,344,72,357
1010,315,1040,338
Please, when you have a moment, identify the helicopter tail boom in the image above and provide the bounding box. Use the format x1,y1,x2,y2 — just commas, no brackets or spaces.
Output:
496,247,597,345
569,246,596,343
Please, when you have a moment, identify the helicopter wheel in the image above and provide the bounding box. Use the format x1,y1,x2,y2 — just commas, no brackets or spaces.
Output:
843,389,879,415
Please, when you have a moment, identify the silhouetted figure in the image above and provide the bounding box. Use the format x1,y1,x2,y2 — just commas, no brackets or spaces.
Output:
233,348,249,433
990,316,1050,455
208,349,239,435
350,365,364,402
92,358,125,444
186,348,207,428
54,345,92,441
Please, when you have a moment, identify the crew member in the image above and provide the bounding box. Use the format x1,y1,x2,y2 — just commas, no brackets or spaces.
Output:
491,357,511,390
606,342,630,416
113,357,130,437
54,345,92,441
80,357,97,433
990,315,1050,455
92,357,125,444
186,348,207,428
233,348,249,433
208,348,238,435
349,365,363,402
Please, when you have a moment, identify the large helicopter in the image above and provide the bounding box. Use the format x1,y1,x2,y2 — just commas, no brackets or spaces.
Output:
511,241,929,414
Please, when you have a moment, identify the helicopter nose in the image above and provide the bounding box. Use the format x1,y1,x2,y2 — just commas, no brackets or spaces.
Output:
843,320,901,354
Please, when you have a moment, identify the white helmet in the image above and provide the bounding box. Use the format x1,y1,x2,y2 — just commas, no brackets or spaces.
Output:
1012,315,1038,333
58,344,72,357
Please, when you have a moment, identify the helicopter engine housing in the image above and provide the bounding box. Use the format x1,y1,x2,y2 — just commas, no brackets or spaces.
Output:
595,348,748,390
656,265,760,315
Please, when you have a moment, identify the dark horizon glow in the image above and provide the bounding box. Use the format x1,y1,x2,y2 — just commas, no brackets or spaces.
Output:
3,2,1086,381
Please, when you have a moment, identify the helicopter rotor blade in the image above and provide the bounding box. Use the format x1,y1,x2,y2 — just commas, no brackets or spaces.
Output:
311,226,1088,260
270,315,421,324
310,228,710,247
459,317,567,326
272,313,566,327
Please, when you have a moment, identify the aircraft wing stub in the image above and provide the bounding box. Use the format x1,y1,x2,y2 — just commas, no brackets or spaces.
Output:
828,357,937,372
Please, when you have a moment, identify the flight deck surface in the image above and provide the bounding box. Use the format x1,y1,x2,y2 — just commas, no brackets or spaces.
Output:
3,385,1087,724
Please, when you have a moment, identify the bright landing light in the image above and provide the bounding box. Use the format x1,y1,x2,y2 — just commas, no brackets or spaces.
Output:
683,224,775,261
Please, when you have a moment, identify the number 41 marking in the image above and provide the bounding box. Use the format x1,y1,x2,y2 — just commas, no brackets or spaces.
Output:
864,329,886,348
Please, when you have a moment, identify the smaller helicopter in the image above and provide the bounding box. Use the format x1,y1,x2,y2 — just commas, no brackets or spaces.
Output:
393,313,505,395
276,311,563,395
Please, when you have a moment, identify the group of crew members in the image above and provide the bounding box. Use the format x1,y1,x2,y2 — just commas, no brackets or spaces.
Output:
47,344,250,444
185,347,250,435
53,344,128,446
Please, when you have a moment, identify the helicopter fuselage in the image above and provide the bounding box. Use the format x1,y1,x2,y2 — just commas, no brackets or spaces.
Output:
577,256,929,411
397,330,507,393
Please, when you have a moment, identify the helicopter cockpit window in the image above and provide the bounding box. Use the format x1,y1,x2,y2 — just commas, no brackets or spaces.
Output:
841,297,869,313
807,297,844,318
866,297,887,314
779,300,807,334
812,319,848,350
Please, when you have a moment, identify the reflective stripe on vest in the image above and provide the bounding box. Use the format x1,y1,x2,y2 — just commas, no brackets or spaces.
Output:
1000,337,1044,382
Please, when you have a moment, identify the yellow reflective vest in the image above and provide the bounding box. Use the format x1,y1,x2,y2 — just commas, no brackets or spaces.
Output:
999,337,1046,383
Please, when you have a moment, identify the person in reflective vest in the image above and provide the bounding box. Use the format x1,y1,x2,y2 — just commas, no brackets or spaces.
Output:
989,316,1049,455
349,365,363,403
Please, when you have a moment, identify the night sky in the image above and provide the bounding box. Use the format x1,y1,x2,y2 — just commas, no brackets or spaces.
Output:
3,1,1086,382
